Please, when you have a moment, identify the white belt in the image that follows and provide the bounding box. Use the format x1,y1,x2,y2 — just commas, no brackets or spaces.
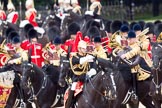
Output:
31,55,41,59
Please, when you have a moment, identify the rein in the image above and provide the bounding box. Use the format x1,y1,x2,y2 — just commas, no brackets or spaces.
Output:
82,71,112,108
23,63,48,104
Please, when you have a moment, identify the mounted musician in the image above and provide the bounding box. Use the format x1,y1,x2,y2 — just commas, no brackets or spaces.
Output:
42,36,67,67
120,30,152,103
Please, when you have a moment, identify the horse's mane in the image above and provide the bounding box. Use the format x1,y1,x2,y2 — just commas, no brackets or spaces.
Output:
32,63,45,74
97,57,116,70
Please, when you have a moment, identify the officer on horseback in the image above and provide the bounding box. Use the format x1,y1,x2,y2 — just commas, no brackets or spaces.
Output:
71,0,82,15
6,0,18,24
120,31,152,103
66,40,97,108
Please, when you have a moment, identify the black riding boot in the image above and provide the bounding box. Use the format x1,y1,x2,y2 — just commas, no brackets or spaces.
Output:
65,90,74,108
131,73,138,104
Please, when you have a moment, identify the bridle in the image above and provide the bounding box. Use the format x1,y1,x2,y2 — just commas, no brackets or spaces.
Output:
83,68,116,108
22,63,48,104
152,44,162,94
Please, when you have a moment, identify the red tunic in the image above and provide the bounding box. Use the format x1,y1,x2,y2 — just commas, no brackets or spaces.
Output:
20,39,30,51
28,43,43,68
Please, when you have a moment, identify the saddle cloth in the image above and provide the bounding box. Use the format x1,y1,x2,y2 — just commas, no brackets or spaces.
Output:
64,81,83,105
0,70,15,107
0,70,15,89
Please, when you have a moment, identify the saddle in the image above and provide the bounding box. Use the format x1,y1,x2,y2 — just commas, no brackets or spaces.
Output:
64,81,83,104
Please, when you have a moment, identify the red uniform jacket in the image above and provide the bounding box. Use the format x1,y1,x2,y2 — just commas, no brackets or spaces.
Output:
20,39,30,51
28,43,43,68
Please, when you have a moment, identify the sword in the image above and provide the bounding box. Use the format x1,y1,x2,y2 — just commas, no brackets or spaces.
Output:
19,1,22,22
87,0,89,11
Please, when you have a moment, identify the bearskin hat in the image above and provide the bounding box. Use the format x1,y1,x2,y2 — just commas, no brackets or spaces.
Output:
7,31,19,43
133,24,142,31
154,20,161,25
87,26,100,39
120,24,129,33
144,22,155,35
154,23,162,37
11,36,20,44
47,26,60,42
68,22,80,35
5,27,15,38
129,21,137,30
24,24,34,38
94,36,101,43
28,29,38,40
53,36,61,45
128,30,136,38
110,20,122,34
138,20,145,31
122,20,129,26
104,20,112,33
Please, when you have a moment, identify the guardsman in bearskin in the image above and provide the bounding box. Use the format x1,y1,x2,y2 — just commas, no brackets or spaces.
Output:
6,0,19,24
90,0,102,16
20,23,34,51
66,40,96,108
121,31,152,103
71,0,82,15
27,29,43,68
25,0,38,27
93,36,107,59
0,2,6,21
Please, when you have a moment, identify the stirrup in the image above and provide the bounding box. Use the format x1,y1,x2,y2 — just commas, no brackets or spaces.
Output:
131,93,138,104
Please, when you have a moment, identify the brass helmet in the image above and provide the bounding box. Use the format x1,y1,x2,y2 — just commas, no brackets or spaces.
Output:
71,0,78,4
26,0,34,8
7,0,15,11
78,40,87,49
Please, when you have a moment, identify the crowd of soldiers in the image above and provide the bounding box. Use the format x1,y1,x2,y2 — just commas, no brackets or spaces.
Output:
0,0,162,107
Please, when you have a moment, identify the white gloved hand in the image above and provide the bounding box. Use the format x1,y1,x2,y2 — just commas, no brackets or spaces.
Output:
86,55,94,62
87,68,97,78
80,57,88,64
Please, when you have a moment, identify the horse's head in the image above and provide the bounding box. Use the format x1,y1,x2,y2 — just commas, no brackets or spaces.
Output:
58,56,70,87
151,42,162,69
21,61,33,89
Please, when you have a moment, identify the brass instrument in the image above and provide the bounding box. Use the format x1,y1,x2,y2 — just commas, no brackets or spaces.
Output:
109,31,121,48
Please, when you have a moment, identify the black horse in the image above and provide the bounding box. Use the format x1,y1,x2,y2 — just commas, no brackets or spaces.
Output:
59,56,117,108
150,42,162,108
111,50,155,108
21,61,60,108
